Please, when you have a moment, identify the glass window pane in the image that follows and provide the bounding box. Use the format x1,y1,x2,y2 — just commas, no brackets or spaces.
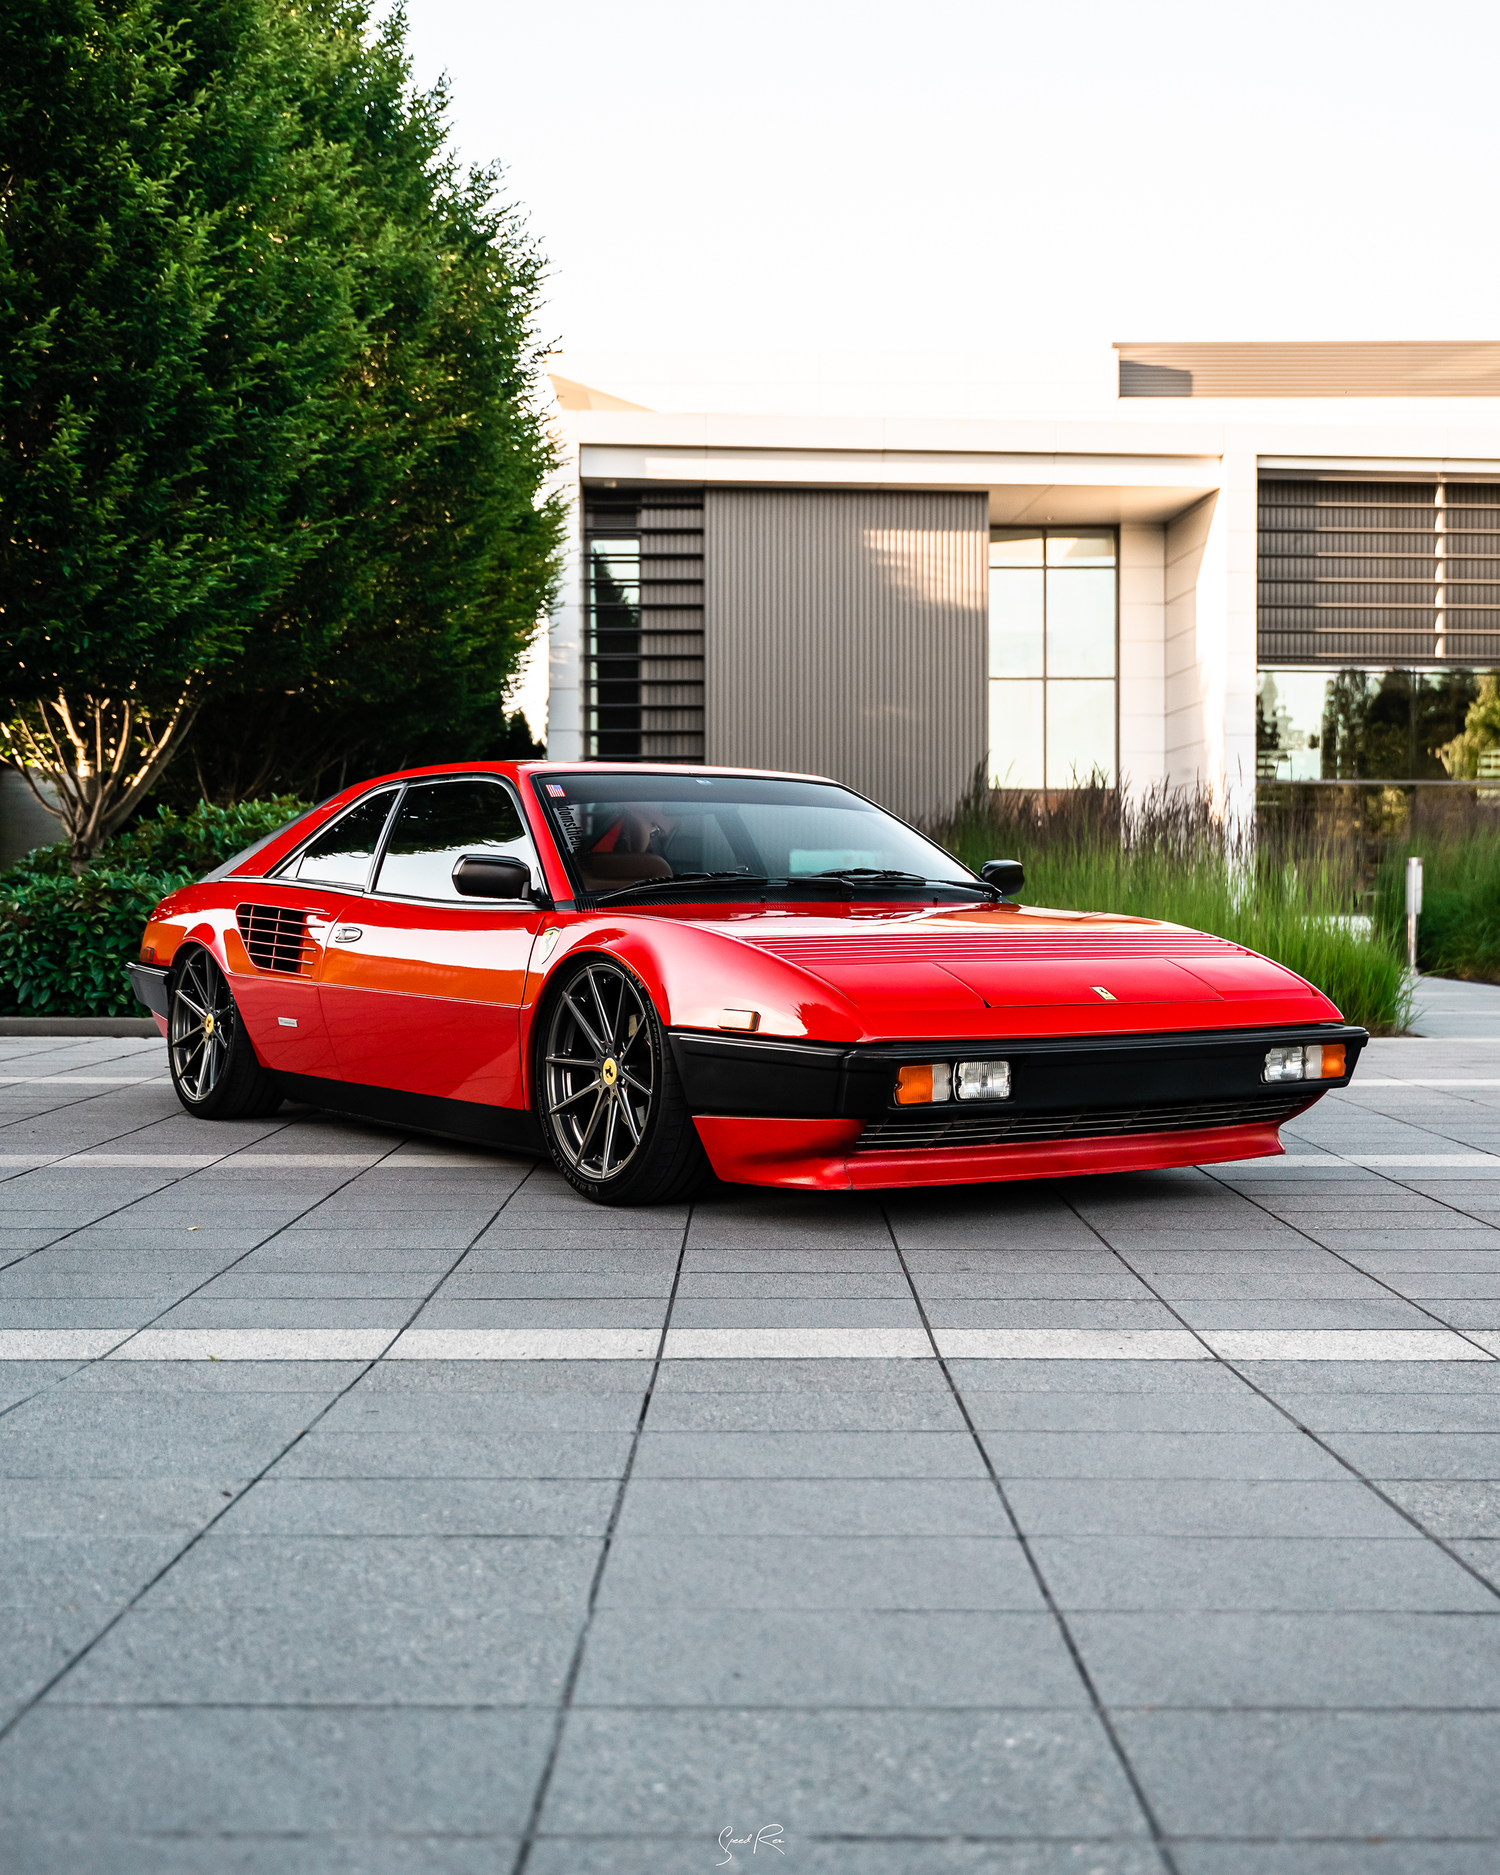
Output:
288,790,398,888
1256,668,1338,780
1047,681,1116,787
989,530,1044,567
1046,531,1116,567
1046,568,1116,677
376,781,536,900
989,680,1044,788
989,568,1044,676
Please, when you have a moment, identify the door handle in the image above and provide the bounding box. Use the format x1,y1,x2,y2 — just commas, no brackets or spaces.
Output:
332,926,364,943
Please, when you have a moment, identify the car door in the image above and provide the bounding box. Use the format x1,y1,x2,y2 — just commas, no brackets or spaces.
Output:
227,787,402,1078
319,776,547,1108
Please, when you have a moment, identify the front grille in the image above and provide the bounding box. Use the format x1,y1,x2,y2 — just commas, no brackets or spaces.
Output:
235,903,312,975
854,1094,1314,1153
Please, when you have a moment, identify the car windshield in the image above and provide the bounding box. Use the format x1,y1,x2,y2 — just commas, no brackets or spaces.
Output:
534,773,980,901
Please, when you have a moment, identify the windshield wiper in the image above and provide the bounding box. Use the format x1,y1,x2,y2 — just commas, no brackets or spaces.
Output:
928,877,1003,901
590,870,770,903
792,868,998,899
806,868,927,886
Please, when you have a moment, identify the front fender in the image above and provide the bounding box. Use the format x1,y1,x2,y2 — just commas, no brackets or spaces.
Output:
536,920,864,1041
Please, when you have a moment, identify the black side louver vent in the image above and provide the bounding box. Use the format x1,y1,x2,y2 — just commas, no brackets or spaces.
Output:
235,904,311,975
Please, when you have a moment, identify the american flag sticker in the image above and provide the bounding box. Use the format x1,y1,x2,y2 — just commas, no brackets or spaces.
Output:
546,784,566,797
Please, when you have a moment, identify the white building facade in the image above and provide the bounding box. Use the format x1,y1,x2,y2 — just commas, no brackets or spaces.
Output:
542,343,1500,825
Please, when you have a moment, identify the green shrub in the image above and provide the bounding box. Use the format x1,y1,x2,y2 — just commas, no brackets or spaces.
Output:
1375,813,1500,981
925,776,1414,1036
0,798,308,1017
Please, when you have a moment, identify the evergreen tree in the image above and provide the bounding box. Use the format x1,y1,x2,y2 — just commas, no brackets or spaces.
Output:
1,0,560,853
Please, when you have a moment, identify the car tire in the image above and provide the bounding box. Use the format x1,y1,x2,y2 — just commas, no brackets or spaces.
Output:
167,947,284,1121
536,954,709,1206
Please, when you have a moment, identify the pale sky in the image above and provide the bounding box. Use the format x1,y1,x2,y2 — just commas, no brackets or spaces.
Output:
403,0,1500,359
400,0,1500,739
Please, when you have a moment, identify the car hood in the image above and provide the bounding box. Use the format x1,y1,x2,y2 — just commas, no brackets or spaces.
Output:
668,902,1336,1039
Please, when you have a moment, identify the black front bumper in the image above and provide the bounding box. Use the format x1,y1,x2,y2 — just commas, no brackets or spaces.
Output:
669,1022,1368,1144
127,961,170,1019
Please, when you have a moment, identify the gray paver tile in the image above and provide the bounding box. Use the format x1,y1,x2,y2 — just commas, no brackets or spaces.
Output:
632,1431,988,1478
918,1300,1183,1329
276,1430,633,1478
1032,1534,1491,1611
541,1709,1146,1838
0,1708,551,1834
1320,1432,1500,1477
1115,1709,1500,1837
646,1390,964,1431
598,1534,1041,1610
1001,1478,1406,1538
1270,1392,1500,1432
972,1431,1344,1480
1173,1847,1498,1875
1169,1300,1439,1330
1072,1609,1500,1705
151,1299,415,1328
576,1608,1083,1706
61,1601,583,1705
0,1479,232,1536
0,1834,523,1874
530,1844,1160,1875
410,1300,669,1329
215,1477,617,1536
614,1478,1011,1538
960,1390,1283,1432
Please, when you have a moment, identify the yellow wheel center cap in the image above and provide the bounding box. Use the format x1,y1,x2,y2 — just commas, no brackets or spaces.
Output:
601,1057,618,1087
203,1014,215,1036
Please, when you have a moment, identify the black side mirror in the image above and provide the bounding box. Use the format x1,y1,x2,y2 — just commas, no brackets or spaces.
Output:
453,855,532,900
981,859,1025,898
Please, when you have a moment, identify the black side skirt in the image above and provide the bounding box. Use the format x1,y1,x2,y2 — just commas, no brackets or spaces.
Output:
275,1073,544,1156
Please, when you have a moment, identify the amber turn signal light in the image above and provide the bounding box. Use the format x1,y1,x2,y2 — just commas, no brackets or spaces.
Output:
1263,1042,1346,1084
896,1063,951,1105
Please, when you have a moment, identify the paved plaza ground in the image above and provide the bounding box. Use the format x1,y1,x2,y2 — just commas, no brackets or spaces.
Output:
3,986,1500,1870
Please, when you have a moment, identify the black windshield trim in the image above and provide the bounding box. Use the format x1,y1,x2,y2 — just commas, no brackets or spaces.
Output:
528,772,988,905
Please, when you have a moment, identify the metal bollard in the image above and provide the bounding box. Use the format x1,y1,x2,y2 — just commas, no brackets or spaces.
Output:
1405,855,1423,975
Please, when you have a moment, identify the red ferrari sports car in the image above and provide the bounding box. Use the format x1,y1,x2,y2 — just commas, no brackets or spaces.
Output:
128,762,1365,1204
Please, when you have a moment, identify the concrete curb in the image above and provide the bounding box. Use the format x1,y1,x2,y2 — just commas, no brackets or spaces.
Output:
0,1017,160,1037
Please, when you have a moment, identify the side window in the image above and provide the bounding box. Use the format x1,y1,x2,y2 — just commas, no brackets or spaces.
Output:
374,781,539,901
281,790,398,889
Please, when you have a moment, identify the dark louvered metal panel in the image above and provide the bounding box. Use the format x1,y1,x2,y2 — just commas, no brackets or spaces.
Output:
583,487,704,762
855,1093,1313,1153
704,489,988,823
1118,341,1500,398
1258,479,1500,666
235,904,312,975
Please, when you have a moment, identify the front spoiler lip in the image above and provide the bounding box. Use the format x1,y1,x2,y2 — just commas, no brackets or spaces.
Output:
691,1115,1291,1192
126,961,170,1019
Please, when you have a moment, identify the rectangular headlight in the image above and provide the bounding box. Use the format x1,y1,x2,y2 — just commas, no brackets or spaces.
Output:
1264,1043,1347,1084
1263,1045,1305,1083
956,1058,1011,1101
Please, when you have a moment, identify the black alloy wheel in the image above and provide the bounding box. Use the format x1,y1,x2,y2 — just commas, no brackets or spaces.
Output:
538,956,707,1205
167,948,283,1120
